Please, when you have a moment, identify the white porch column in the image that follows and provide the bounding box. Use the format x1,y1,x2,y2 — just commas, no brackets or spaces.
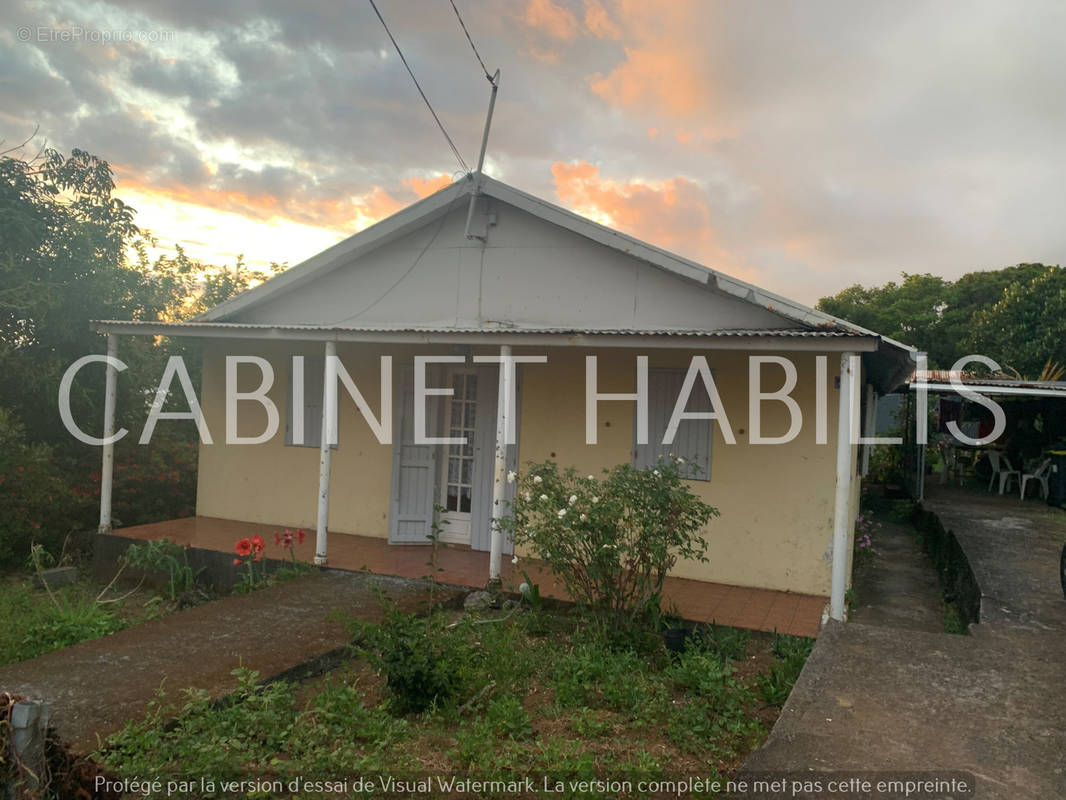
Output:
487,343,512,587
830,352,856,621
861,383,877,477
314,340,336,566
98,333,119,533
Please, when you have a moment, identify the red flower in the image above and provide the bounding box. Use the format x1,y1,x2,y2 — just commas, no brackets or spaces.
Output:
233,558,242,565
235,538,252,556
251,535,266,554
297,529,307,545
274,532,281,546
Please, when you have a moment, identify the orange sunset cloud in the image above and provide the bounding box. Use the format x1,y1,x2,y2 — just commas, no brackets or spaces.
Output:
551,159,726,264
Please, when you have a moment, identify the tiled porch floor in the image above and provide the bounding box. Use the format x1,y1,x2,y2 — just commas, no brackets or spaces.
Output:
116,517,826,637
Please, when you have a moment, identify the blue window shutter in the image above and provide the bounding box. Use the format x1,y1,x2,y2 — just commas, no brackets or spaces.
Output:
633,368,712,481
285,358,325,448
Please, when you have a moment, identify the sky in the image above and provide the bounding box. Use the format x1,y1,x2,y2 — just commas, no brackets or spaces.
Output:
3,0,1066,305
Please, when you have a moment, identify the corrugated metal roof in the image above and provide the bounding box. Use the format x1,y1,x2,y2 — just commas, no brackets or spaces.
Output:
910,372,1066,393
91,320,868,338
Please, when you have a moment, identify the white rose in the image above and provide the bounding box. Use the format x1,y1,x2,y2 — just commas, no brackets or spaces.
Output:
533,475,543,484
539,494,549,502
579,513,587,522
568,494,577,505
524,492,532,502
653,469,660,476
587,474,594,480
591,496,600,504
507,470,516,483
557,508,567,518
676,457,685,464
511,555,519,565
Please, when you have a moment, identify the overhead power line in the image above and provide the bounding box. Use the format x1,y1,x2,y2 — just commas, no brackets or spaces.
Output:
366,0,470,174
449,0,494,84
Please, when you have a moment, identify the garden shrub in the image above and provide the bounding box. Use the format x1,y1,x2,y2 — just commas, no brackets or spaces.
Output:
351,601,474,715
504,458,717,634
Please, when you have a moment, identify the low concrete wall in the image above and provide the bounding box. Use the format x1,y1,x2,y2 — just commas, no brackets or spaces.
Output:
911,505,982,627
91,533,322,594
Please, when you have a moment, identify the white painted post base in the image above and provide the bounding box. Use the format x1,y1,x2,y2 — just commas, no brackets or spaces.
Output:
487,344,512,588
99,333,118,533
829,352,856,621
314,340,336,566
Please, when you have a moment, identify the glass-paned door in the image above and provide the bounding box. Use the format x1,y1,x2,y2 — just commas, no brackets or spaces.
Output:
439,370,478,544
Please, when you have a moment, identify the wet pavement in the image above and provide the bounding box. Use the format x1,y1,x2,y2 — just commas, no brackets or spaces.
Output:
742,486,1066,799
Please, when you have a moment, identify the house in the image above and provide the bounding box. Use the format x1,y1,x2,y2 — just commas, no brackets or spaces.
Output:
90,174,914,621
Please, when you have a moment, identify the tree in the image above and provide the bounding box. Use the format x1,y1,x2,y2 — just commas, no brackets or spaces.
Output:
0,144,274,565
971,266,1066,378
817,264,1062,370
0,145,274,445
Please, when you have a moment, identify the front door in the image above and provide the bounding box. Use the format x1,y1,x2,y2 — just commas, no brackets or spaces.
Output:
389,363,518,553
438,368,479,544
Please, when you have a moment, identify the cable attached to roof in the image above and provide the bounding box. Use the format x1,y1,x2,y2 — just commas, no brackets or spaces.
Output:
449,0,495,84
367,0,470,174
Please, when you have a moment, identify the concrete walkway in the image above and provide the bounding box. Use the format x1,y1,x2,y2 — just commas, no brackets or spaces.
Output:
0,571,459,754
848,520,946,634
743,487,1066,799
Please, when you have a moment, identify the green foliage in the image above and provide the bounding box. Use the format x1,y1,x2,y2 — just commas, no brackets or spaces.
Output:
552,643,652,713
694,623,750,663
0,407,89,568
125,538,202,601
0,145,279,569
350,601,474,714
757,634,815,707
98,612,807,791
504,458,717,634
970,265,1066,377
0,577,127,664
101,668,296,783
816,263,1057,369
943,603,967,635
20,596,125,657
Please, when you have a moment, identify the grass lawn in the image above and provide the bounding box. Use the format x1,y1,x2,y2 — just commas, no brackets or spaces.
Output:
95,602,813,798
0,571,168,666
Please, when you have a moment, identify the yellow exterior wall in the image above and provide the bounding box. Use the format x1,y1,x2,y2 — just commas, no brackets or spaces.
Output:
195,341,860,597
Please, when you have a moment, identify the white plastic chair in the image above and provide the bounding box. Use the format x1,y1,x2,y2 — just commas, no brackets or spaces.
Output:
987,451,1019,495
1020,458,1051,500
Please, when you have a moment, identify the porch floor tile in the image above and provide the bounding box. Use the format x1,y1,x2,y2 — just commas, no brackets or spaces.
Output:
116,517,827,638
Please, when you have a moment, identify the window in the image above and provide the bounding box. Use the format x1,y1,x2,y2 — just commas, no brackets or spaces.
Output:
285,358,330,448
633,367,713,481
441,372,478,513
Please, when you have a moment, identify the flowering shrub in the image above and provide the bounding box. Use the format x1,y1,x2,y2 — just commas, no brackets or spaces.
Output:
502,458,717,632
854,510,882,562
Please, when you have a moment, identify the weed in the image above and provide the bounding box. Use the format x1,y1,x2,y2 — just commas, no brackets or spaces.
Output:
943,603,967,635
757,634,814,707
125,539,203,601
570,708,610,738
